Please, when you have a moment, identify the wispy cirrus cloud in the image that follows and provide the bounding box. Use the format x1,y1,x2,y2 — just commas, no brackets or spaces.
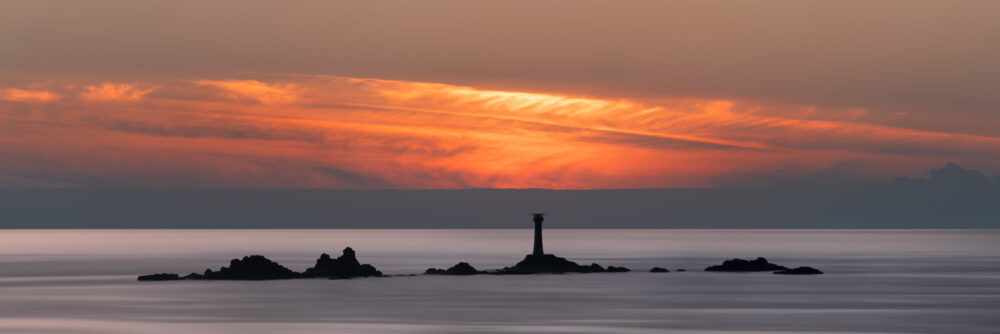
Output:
1,88,61,103
196,79,299,104
79,82,156,102
1,74,998,189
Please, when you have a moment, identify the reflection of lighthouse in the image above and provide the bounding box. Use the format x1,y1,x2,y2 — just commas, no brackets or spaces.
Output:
532,213,545,256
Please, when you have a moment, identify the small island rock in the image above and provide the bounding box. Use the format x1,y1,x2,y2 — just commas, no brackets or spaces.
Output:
497,254,606,274
650,267,670,273
774,266,824,275
705,257,788,272
137,273,181,281
425,262,482,275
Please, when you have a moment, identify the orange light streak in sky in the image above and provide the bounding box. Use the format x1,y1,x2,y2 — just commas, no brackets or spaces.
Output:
1,75,998,189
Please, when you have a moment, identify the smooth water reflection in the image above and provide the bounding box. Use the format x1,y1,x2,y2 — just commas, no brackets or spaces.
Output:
0,229,998,333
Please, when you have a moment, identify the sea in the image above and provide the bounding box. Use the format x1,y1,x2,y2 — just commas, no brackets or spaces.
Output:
0,229,997,334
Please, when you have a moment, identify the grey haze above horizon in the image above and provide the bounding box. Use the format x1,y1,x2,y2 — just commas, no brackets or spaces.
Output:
2,163,997,228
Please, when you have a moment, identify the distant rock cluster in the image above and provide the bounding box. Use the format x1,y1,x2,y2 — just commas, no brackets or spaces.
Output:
138,251,824,281
424,254,632,276
704,257,823,275
137,247,382,281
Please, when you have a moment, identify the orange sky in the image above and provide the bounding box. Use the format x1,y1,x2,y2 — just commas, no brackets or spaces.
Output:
2,74,998,189
3,1,1000,188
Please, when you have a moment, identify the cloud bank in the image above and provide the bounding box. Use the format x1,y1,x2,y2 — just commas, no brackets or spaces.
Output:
1,75,998,189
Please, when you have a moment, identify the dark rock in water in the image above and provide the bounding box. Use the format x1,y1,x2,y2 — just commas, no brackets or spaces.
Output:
705,257,788,272
650,267,670,273
497,254,605,274
774,266,824,275
606,266,631,273
137,273,181,281
200,255,300,280
304,247,382,279
425,262,482,275
676,269,687,272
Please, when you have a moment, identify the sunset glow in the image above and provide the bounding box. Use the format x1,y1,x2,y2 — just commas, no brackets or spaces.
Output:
2,74,998,189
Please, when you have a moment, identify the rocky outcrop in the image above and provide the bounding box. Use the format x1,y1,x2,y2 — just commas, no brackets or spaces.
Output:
303,247,382,279
704,257,788,272
494,254,628,274
138,248,382,281
496,254,601,274
425,262,482,275
774,266,823,275
137,273,181,281
198,255,301,280
606,266,630,272
676,269,686,272
650,267,669,273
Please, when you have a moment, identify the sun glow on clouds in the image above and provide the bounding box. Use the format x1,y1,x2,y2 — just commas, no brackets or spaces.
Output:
197,80,299,104
1,75,999,189
80,82,156,102
1,88,61,103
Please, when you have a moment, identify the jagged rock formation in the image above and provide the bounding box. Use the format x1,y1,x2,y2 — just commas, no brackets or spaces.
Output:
704,257,789,272
774,266,824,275
650,267,669,273
137,273,181,281
425,262,482,275
303,247,382,279
195,255,301,280
138,247,382,281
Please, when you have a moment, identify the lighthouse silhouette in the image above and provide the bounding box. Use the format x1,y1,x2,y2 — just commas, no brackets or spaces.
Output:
532,213,545,256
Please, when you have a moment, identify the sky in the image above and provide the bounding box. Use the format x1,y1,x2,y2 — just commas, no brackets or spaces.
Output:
2,1,1000,189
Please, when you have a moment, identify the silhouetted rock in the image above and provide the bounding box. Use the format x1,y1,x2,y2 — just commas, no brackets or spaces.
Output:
496,254,604,275
705,257,788,272
650,267,670,273
198,255,300,280
182,272,204,279
676,269,686,272
497,254,607,274
137,273,180,281
774,266,824,275
303,247,382,279
425,262,482,275
606,266,630,272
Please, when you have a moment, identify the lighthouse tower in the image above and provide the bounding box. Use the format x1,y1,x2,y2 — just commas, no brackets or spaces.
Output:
531,213,545,256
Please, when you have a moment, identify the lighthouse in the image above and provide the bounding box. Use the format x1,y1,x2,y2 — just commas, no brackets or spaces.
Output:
532,213,545,256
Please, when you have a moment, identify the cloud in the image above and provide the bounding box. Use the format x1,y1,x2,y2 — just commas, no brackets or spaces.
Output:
197,80,299,104
1,88,61,103
2,74,1000,189
886,162,995,190
80,82,156,102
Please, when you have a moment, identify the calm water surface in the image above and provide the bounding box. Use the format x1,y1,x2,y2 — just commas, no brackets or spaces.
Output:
0,229,998,333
